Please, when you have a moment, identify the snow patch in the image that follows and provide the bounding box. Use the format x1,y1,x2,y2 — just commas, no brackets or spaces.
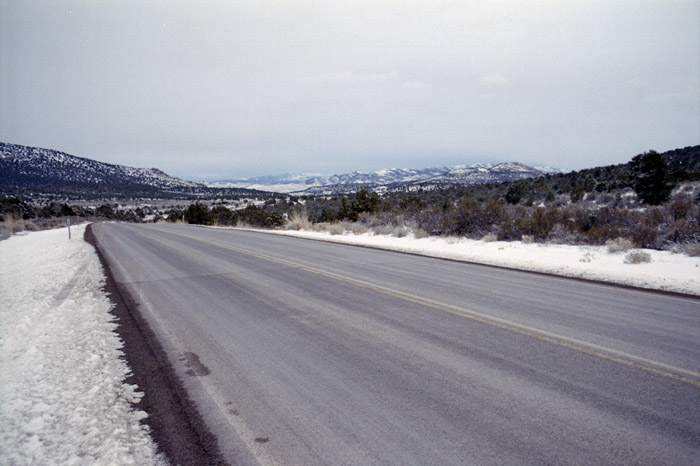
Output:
0,225,166,465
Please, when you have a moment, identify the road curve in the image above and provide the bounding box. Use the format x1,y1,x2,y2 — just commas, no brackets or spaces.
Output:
91,223,700,466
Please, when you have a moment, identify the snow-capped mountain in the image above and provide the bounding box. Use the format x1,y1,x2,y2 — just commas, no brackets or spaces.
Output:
2,141,561,199
206,167,451,194
206,173,324,193
299,167,451,194
306,167,450,187
416,162,553,187
0,142,237,199
208,164,557,195
1,142,202,191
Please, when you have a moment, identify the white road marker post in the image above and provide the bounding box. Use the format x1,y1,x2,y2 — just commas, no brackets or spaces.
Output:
67,217,71,240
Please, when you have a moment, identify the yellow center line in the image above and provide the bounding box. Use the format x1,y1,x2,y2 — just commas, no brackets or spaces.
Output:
155,227,700,388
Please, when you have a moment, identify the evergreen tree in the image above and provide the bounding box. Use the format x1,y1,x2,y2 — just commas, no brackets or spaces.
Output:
505,182,529,204
570,183,585,203
353,188,381,216
185,202,213,225
630,150,672,205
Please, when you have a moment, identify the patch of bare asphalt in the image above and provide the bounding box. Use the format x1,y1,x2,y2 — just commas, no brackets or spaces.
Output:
85,225,230,466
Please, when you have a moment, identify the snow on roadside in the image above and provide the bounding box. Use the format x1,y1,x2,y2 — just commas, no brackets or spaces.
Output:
264,229,700,296
0,225,166,465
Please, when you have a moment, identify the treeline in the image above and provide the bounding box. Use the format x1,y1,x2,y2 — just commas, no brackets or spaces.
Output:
0,198,148,223
163,202,287,228
295,186,698,249
164,149,700,251
5,148,698,251
409,197,698,249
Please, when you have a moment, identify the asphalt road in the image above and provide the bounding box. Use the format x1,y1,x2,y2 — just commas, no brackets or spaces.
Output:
91,223,700,466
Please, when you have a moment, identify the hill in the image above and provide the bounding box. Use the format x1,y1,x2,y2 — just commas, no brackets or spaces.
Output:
0,142,264,200
209,164,558,195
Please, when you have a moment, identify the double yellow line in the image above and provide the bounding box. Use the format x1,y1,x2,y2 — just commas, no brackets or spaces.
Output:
155,226,700,388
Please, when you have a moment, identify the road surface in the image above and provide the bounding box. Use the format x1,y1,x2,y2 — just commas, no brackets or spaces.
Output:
91,223,700,466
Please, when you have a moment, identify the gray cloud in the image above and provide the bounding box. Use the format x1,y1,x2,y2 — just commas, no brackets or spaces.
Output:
1,0,698,180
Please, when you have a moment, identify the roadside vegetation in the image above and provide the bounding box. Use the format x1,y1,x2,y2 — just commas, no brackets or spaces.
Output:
147,149,700,255
250,149,699,255
3,148,699,255
290,149,698,255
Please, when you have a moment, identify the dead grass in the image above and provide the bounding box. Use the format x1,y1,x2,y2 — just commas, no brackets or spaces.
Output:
624,250,652,264
481,233,498,243
606,237,634,253
1,216,71,240
682,243,700,257
285,207,312,231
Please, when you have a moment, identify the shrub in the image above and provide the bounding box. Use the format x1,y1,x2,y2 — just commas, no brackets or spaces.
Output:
631,226,660,249
482,233,498,242
525,206,559,240
665,219,700,245
624,250,652,264
415,209,445,236
337,188,381,221
521,235,534,244
185,202,213,225
372,224,411,237
349,223,369,235
606,237,634,253
286,207,311,230
412,228,430,239
371,224,394,236
23,221,39,232
547,224,581,245
667,196,693,222
505,182,531,205
683,243,700,257
211,205,234,225
326,223,348,235
233,204,283,228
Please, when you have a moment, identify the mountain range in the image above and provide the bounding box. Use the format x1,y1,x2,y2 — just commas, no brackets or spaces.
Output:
207,167,451,194
1,141,560,199
0,142,261,199
206,163,559,195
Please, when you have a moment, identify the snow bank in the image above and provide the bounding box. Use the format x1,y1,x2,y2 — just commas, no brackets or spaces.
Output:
0,225,166,465
266,229,700,296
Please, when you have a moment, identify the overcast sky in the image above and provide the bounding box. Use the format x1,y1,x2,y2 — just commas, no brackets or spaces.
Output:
1,1,698,180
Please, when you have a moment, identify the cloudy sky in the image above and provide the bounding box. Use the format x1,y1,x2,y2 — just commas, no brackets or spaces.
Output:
1,1,698,180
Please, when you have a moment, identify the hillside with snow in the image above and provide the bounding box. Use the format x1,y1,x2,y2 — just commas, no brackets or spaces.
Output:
416,162,554,186
1,141,564,198
1,142,201,190
206,164,558,195
0,142,264,200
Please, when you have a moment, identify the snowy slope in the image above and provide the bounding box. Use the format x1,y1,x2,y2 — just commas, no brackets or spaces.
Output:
206,173,322,193
205,164,558,195
206,168,450,194
0,142,202,192
0,225,166,465
417,162,552,186
303,167,449,188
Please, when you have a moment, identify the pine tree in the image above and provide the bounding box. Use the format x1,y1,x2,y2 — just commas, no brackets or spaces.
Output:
630,150,672,205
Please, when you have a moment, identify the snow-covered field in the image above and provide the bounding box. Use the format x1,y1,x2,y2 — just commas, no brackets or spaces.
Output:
0,225,166,465
265,229,700,296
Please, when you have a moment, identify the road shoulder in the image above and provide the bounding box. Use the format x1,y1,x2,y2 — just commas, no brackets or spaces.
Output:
85,224,230,466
